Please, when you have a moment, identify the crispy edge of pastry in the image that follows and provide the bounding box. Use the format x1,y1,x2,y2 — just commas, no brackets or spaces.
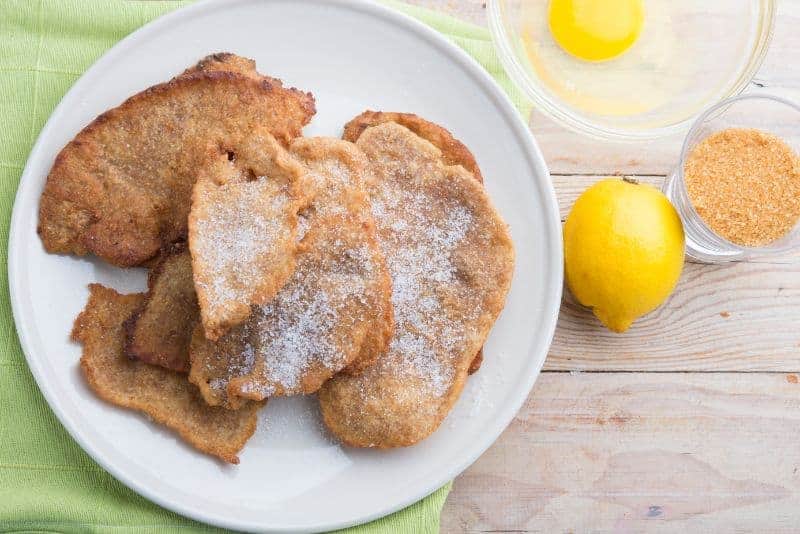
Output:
467,352,483,374
179,52,258,78
343,111,485,373
38,60,316,267
73,284,262,463
123,242,197,373
342,110,483,181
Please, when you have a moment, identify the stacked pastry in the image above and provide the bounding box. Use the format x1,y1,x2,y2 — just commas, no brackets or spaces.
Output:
39,54,514,463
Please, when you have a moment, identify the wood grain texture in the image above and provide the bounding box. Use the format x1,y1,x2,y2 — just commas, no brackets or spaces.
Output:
550,260,800,371
412,0,800,531
442,372,800,533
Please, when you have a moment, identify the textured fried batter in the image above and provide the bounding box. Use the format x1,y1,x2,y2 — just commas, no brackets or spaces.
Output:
290,137,394,376
343,110,483,180
189,138,392,407
124,243,197,373
73,284,263,464
319,122,515,448
188,137,309,341
188,323,255,410
179,52,261,79
343,111,485,374
38,53,315,267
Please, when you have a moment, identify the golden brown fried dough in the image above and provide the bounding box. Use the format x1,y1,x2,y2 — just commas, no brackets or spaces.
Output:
188,138,309,341
188,324,255,411
38,53,315,267
179,52,260,78
289,137,394,376
124,243,198,373
319,122,514,448
343,110,483,180
73,284,263,464
343,111,485,372
189,138,392,407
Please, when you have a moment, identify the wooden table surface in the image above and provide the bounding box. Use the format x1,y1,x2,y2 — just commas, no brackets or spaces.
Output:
403,1,800,532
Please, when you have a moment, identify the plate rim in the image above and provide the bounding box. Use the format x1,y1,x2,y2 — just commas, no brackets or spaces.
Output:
7,0,563,531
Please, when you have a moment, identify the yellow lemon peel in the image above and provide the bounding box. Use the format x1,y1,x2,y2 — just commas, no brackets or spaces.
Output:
564,178,685,333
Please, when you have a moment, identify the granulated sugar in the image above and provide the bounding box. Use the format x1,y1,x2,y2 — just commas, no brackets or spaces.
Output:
192,139,392,402
218,218,379,399
248,269,367,396
316,122,515,447
194,184,290,311
377,188,475,398
684,128,800,246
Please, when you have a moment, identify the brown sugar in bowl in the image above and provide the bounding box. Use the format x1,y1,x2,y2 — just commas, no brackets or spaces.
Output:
662,94,800,263
684,127,800,247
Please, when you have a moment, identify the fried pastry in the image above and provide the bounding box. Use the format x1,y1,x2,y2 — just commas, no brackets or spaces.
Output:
38,53,315,267
188,137,309,341
289,137,394,376
189,138,392,407
124,243,197,373
319,121,514,448
179,51,262,79
73,284,263,464
343,110,486,374
342,110,483,179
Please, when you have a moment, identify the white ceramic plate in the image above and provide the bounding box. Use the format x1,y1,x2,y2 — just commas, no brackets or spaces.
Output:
8,0,562,531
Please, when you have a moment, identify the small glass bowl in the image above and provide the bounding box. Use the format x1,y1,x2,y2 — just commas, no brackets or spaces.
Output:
662,94,800,263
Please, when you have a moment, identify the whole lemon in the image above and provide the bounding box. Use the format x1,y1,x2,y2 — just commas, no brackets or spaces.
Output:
564,178,685,332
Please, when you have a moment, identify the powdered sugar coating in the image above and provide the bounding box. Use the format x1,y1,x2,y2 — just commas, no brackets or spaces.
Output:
193,184,291,312
370,183,473,397
188,137,308,341
189,138,392,406
228,231,375,398
318,121,515,448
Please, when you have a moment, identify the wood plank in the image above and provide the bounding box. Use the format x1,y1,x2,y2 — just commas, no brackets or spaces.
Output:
549,260,800,371
441,372,800,533
754,1,800,91
548,175,800,372
532,115,684,176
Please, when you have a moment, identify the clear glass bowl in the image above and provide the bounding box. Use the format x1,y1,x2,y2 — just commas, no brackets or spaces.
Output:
662,94,800,263
488,0,776,141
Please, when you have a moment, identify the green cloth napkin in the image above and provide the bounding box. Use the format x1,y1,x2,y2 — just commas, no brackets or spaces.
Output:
0,1,528,532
